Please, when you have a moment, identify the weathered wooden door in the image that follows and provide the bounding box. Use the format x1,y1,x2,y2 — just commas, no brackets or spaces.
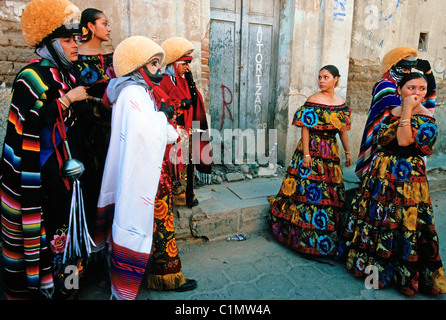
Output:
209,0,280,132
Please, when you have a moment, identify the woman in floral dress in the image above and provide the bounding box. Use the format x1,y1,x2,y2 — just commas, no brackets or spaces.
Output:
343,72,446,296
76,8,116,286
77,9,115,180
267,65,352,256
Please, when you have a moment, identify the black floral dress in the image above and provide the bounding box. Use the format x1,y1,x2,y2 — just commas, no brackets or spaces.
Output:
267,102,351,256
76,53,115,177
343,113,446,295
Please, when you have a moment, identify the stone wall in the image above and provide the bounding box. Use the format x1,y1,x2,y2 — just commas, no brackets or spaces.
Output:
0,0,37,87
1,0,446,162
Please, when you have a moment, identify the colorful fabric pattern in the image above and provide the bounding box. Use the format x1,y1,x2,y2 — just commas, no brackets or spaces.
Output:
76,53,115,179
355,78,399,179
110,239,149,300
146,158,187,290
355,74,436,179
344,114,446,296
77,53,115,89
1,59,95,299
267,102,351,256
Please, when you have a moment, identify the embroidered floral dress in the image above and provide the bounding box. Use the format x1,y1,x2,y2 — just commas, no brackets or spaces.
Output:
76,53,115,177
343,114,446,296
267,102,351,256
77,53,115,96
147,157,187,290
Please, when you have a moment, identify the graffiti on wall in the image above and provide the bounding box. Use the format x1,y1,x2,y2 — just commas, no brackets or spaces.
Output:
333,0,348,22
364,0,400,30
219,84,234,131
434,57,446,80
254,26,267,129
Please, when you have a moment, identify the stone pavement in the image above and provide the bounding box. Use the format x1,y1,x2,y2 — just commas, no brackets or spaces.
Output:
77,153,446,301
78,184,446,301
2,153,446,303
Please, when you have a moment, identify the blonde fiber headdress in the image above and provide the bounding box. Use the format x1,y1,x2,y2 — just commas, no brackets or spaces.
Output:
161,37,195,67
21,0,81,47
113,36,165,77
381,46,418,74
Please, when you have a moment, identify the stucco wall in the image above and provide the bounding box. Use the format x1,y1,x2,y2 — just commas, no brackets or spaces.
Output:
0,0,445,164
276,0,354,166
346,0,446,159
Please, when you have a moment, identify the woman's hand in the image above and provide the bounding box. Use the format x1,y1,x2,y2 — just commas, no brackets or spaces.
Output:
402,94,421,112
345,153,352,167
302,155,312,168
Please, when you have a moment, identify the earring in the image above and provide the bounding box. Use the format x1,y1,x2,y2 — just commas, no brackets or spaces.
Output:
91,32,95,40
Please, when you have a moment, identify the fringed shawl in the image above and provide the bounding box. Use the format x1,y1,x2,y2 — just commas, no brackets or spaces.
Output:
0,59,77,298
95,84,177,300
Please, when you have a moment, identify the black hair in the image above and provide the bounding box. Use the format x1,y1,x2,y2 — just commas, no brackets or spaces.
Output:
320,65,340,79
80,8,104,42
397,72,427,88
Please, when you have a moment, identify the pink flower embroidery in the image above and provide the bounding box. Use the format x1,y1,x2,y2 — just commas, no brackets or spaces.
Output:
50,233,68,253
319,140,330,157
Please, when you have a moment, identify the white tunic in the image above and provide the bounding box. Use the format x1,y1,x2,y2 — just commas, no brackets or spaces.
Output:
97,84,178,255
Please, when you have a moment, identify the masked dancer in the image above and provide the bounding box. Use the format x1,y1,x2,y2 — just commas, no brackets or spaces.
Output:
159,37,211,208
95,36,195,300
1,0,100,299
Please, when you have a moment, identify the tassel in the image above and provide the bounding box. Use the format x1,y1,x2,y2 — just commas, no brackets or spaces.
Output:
40,287,55,299
147,271,187,290
63,179,96,263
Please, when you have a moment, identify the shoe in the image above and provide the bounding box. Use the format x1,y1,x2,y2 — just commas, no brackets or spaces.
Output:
187,199,199,207
174,279,197,292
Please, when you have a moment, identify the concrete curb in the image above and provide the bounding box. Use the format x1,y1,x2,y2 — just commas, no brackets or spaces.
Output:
174,153,446,247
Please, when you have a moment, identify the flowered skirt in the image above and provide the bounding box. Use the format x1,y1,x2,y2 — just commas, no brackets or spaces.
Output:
146,158,187,290
343,152,446,295
171,128,197,206
267,131,346,256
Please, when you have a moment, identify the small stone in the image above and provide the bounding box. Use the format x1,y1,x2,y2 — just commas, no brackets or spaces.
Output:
226,172,245,182
258,166,277,177
240,164,250,174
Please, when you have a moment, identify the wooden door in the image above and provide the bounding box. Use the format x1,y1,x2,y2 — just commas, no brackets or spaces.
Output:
209,0,280,132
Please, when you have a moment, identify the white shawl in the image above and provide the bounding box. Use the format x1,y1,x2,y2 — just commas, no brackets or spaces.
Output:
97,84,178,299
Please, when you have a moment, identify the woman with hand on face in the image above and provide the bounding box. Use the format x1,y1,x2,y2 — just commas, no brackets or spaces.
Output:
343,72,446,296
267,65,352,257
355,46,437,180
1,0,99,300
